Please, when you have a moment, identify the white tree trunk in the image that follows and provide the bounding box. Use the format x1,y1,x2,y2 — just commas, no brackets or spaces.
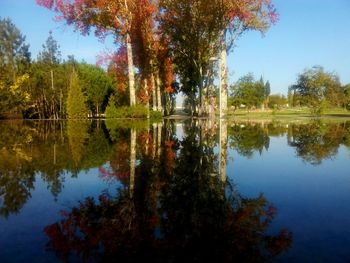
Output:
156,74,162,112
130,128,136,196
220,32,228,118
151,74,157,111
219,119,227,183
126,33,136,106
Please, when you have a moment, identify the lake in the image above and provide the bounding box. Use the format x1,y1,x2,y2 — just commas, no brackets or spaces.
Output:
1,119,350,262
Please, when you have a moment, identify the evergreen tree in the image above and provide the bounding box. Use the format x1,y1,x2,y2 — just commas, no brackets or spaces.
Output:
67,70,88,119
0,17,31,85
36,31,62,119
265,81,271,98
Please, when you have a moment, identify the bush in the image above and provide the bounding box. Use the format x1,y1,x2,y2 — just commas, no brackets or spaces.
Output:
150,110,163,120
105,104,150,118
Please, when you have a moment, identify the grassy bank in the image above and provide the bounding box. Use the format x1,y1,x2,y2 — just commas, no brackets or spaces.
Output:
226,107,350,120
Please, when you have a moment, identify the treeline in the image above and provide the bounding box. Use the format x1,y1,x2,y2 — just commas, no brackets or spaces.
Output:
34,0,278,118
228,67,350,114
0,18,112,119
0,18,170,119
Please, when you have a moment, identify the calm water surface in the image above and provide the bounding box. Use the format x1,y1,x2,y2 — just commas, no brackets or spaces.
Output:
1,119,350,262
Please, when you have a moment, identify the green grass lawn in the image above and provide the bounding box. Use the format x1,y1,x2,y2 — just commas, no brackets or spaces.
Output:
226,107,350,119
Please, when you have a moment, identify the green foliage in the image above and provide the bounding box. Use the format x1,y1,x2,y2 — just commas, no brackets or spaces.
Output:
0,17,31,85
268,94,287,109
77,63,113,116
150,110,163,120
159,0,225,114
105,96,149,118
0,18,31,117
67,70,89,119
230,73,265,110
228,123,270,157
343,84,350,110
291,66,343,114
0,74,31,117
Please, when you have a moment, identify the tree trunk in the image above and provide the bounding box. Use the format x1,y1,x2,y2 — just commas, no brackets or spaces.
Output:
144,79,150,119
129,128,136,196
126,33,136,106
219,32,228,118
151,74,157,111
157,122,162,158
156,74,162,113
199,66,203,116
219,119,227,183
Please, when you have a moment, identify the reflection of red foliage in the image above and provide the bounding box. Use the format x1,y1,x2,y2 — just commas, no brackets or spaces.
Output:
164,140,176,174
98,142,131,185
138,131,152,155
44,223,71,261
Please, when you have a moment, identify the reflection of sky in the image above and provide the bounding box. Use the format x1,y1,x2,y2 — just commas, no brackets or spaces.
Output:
228,136,350,262
0,167,121,262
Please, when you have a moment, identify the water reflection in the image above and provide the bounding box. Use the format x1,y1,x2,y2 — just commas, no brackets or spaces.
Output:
41,119,292,262
2,119,350,261
227,120,350,164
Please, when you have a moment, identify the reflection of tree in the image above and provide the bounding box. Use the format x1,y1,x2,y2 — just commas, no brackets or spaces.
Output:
0,120,113,217
228,122,270,158
44,120,292,262
288,122,347,165
67,120,89,170
0,148,35,217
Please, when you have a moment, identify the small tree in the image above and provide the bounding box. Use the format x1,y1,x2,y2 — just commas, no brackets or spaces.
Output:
67,70,88,119
230,73,265,111
291,66,342,115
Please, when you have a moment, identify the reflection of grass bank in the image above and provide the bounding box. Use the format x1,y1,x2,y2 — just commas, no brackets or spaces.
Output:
227,108,350,120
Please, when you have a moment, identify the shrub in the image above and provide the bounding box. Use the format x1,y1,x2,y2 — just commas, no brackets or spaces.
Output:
105,104,149,118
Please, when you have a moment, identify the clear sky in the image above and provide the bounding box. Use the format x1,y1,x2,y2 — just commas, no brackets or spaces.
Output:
1,0,350,95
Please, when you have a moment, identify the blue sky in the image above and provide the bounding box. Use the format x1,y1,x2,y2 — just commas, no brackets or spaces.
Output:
1,0,350,95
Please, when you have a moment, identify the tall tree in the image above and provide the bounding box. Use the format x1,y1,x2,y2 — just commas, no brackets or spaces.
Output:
37,31,62,119
78,63,113,117
159,0,225,115
67,70,88,119
37,0,137,106
230,73,265,110
0,18,31,117
0,17,31,85
291,66,343,114
218,0,278,116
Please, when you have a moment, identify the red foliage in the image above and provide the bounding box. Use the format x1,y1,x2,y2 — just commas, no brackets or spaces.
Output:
98,46,128,94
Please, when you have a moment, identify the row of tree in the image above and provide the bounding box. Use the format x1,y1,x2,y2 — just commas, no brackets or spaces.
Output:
228,66,350,113
0,18,117,119
36,0,278,117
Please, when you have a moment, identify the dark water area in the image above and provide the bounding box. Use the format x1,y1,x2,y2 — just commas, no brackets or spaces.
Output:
0,119,350,262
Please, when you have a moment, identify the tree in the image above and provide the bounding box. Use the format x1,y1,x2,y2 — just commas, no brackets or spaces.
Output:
0,74,31,117
159,0,226,115
36,31,62,119
0,18,31,117
268,94,287,109
0,17,31,85
291,66,343,114
217,0,278,116
230,73,265,110
264,80,271,108
67,70,88,119
37,0,137,106
78,63,113,116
